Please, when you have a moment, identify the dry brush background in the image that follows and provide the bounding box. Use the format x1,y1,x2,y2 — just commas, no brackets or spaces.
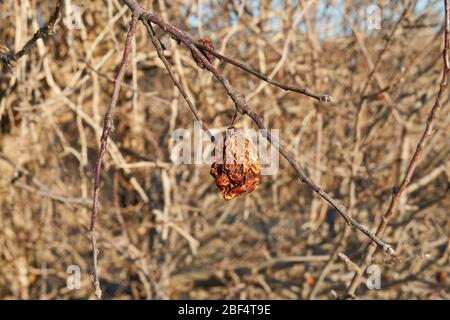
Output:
0,0,449,299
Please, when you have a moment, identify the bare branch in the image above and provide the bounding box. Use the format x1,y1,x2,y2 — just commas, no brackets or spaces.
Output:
89,12,139,299
142,19,215,143
194,41,335,103
0,0,63,68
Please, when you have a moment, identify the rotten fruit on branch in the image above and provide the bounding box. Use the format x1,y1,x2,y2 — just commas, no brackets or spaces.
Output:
210,127,261,200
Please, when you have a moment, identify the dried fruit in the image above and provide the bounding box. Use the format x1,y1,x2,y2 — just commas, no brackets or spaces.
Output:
210,127,260,200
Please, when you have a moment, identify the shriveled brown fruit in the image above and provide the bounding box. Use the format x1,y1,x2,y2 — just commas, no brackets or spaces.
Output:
210,127,260,200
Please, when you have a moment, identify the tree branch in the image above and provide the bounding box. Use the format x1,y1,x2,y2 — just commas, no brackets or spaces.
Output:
142,19,215,143
0,0,63,68
89,12,139,299
194,41,335,103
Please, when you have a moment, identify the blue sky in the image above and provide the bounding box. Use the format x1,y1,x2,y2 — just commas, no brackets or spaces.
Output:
187,0,444,38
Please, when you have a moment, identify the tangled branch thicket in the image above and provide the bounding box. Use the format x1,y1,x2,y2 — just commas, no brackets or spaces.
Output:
0,0,449,299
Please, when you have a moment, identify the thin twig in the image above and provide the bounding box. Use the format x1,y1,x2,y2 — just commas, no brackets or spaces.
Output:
89,13,139,299
346,0,450,297
142,19,215,143
194,41,335,103
0,0,63,68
